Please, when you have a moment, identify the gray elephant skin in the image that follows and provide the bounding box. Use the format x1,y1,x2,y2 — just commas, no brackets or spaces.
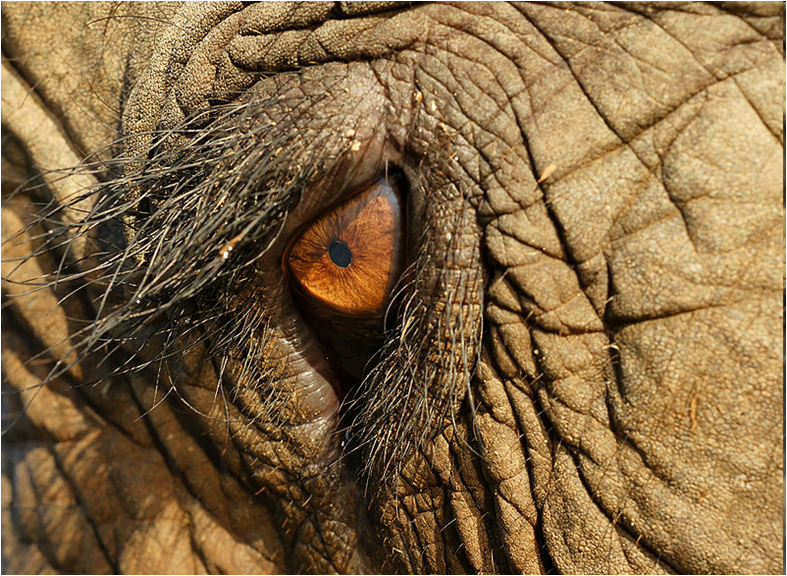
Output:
1,2,783,574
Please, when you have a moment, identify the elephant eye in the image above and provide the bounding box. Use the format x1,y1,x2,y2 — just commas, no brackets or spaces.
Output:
285,176,405,317
283,175,406,384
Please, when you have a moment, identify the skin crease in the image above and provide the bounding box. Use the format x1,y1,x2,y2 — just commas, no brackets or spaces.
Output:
1,1,783,574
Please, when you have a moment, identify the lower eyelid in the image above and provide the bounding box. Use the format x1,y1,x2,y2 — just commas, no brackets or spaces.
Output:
251,263,343,415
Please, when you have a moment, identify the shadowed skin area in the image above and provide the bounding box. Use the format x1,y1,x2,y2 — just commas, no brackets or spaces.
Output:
1,2,783,574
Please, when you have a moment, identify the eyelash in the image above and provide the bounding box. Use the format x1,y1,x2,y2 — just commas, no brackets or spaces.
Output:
33,82,408,423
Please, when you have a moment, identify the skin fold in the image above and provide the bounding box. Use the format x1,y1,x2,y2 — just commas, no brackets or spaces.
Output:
1,2,783,574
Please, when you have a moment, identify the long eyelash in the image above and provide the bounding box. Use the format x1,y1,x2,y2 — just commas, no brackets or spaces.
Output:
3,87,336,432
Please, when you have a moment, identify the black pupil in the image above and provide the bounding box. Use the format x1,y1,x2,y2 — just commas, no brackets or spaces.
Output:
329,240,352,268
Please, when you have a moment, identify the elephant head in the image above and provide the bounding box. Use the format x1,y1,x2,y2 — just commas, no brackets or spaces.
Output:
2,2,783,573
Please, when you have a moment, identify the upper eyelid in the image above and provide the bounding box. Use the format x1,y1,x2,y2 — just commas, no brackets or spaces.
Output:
244,105,392,238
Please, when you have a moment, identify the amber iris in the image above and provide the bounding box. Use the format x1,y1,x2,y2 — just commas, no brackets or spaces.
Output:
286,177,405,316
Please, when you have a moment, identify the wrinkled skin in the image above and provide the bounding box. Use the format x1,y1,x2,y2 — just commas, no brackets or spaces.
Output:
1,2,784,574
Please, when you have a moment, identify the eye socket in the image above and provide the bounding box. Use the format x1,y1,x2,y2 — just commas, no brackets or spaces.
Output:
285,176,405,317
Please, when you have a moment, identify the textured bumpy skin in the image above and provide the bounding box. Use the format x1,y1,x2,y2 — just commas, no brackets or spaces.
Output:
1,2,783,574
